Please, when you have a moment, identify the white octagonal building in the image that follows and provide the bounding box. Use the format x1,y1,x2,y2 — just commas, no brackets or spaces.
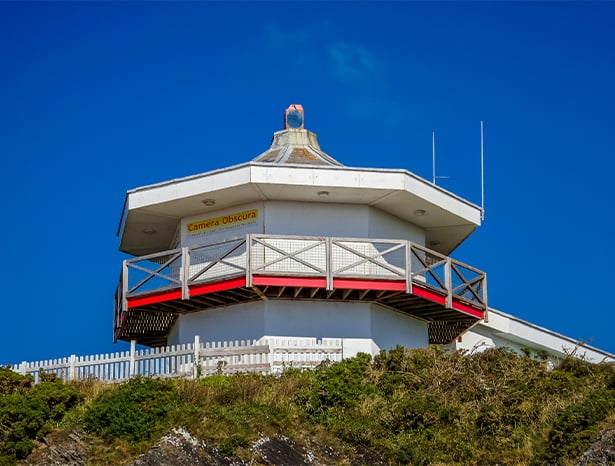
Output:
113,105,612,363
114,105,486,353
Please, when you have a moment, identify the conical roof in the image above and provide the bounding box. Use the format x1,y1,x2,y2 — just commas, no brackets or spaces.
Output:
252,128,343,166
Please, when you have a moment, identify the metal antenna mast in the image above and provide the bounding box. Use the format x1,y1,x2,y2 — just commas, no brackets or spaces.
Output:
432,131,450,185
480,120,485,220
432,131,436,184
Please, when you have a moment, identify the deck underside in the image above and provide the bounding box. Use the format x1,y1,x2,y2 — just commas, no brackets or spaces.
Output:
117,276,483,347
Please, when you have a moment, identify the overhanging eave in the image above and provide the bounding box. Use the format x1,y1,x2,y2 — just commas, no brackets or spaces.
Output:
119,163,482,256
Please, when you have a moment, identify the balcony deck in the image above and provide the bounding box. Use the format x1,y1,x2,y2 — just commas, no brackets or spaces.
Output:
114,234,487,347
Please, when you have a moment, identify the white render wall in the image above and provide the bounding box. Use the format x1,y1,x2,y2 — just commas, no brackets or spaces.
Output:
370,306,429,350
367,206,424,243
167,300,428,356
167,302,266,345
179,201,425,249
181,201,265,248
263,201,369,238
263,301,372,337
170,201,429,354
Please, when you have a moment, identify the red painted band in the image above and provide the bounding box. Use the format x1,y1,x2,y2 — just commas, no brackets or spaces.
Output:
125,275,484,322
411,285,447,305
333,278,406,291
251,275,327,288
127,289,183,308
190,277,247,297
452,299,485,319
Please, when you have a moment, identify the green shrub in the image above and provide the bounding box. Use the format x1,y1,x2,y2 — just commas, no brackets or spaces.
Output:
83,377,179,443
0,366,33,395
218,433,249,456
540,389,615,462
373,345,424,394
393,391,458,431
0,367,83,464
298,353,375,421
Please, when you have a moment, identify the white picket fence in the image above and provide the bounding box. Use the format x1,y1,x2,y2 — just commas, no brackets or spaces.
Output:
11,336,344,384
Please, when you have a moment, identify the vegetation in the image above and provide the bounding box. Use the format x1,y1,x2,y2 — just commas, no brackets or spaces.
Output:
0,367,83,465
2,347,614,465
83,377,179,443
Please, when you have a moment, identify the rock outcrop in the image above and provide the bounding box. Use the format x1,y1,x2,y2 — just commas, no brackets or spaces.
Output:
19,430,87,466
19,427,386,466
20,426,614,466
575,428,615,466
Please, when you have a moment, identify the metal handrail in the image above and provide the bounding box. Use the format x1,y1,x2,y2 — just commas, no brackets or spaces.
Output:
119,234,487,312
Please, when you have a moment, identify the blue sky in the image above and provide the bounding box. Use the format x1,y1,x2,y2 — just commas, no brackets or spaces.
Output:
1,2,614,363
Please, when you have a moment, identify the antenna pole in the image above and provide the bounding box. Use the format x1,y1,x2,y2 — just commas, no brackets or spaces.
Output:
432,131,436,184
480,121,485,220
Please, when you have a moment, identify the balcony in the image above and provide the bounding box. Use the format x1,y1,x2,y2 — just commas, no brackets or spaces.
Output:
114,234,487,347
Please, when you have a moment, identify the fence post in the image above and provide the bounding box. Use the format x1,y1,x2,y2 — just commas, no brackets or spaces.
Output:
266,338,274,374
129,340,136,378
193,335,201,379
68,355,76,381
19,361,27,376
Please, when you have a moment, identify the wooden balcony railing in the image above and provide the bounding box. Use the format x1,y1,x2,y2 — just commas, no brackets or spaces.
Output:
114,234,487,339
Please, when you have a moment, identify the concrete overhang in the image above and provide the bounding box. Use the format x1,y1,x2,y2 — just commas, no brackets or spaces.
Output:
118,162,482,256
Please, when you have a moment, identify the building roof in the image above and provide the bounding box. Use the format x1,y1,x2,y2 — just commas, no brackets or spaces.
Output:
118,114,483,256
459,307,615,363
252,128,343,166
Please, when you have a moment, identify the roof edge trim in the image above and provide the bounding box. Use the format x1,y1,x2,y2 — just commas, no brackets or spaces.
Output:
125,162,482,213
487,307,615,360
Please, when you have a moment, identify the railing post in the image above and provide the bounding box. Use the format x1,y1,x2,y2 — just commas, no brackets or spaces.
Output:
445,257,453,309
122,260,129,311
405,241,413,294
113,286,121,343
193,335,201,379
246,234,252,287
482,273,489,322
182,247,190,300
129,340,136,378
326,237,333,291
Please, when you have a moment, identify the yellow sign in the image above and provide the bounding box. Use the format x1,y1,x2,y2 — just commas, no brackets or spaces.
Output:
187,209,258,235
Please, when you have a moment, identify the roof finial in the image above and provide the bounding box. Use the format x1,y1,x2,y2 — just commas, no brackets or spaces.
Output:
284,104,304,130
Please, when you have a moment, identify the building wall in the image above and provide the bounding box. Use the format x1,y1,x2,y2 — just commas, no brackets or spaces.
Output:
167,302,266,345
262,301,372,338
370,305,429,350
180,201,425,248
167,300,429,355
170,201,430,354
181,201,264,248
264,201,369,238
368,207,424,244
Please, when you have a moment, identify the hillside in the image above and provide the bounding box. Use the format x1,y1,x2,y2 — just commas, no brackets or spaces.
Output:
2,346,615,465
